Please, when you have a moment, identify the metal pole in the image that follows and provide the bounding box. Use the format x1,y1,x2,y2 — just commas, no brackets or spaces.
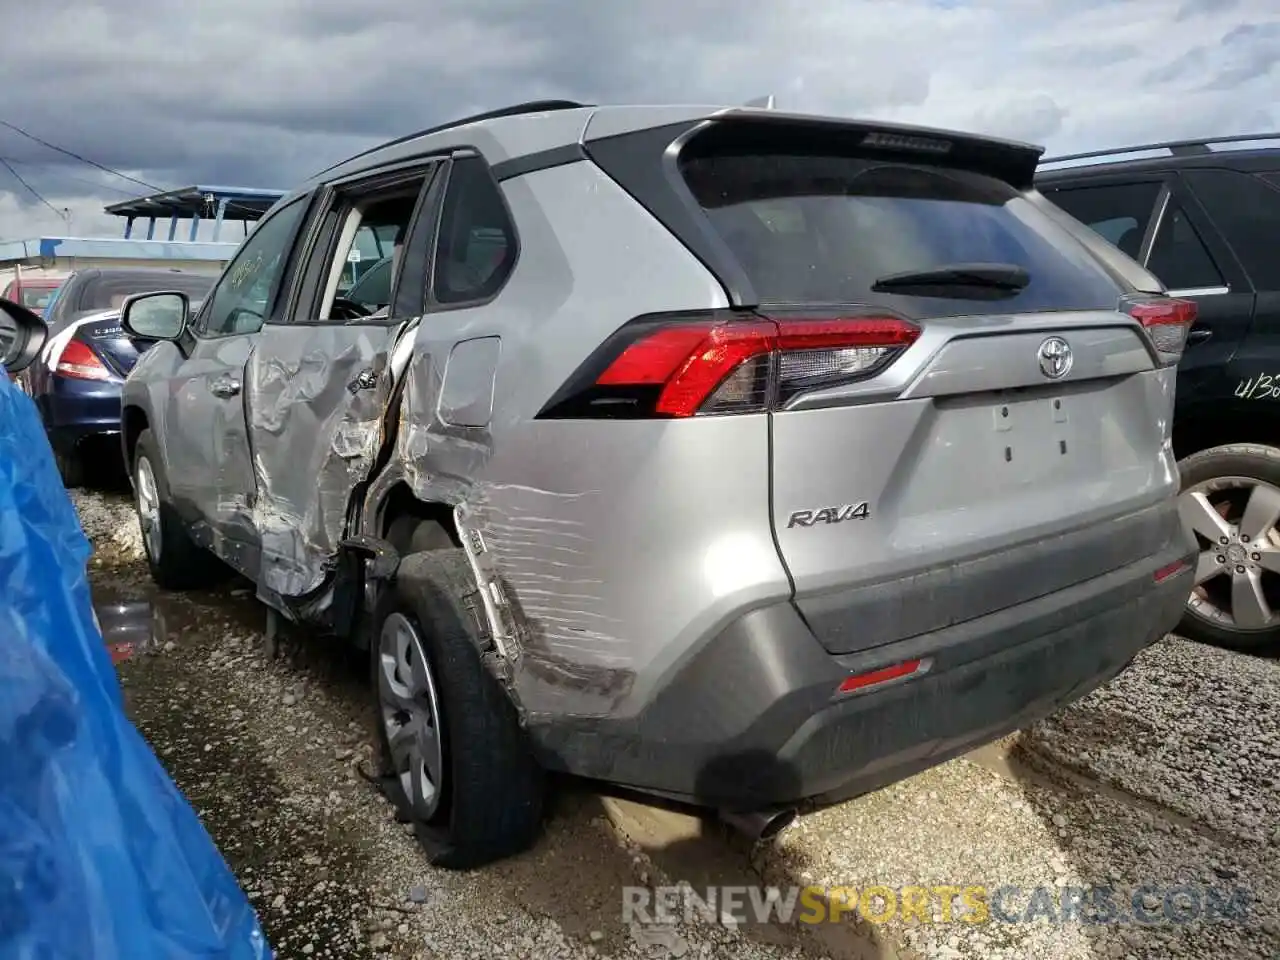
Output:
212,198,229,242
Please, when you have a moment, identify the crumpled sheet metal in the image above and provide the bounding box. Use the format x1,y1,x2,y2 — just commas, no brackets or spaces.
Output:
391,352,637,716
0,375,270,958
249,330,392,598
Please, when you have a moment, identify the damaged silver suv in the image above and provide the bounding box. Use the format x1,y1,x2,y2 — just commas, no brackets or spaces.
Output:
120,100,1199,867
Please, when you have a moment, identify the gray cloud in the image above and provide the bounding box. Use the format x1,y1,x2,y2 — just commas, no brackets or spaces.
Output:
0,0,1277,239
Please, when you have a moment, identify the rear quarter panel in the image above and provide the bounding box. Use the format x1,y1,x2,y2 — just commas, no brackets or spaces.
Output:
385,159,792,720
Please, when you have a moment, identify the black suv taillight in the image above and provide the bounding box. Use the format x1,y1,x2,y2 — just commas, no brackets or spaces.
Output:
538,310,921,419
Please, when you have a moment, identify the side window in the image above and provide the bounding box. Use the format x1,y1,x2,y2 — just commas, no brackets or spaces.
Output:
432,157,517,305
1039,182,1162,261
1183,168,1280,291
336,223,399,300
305,171,433,322
1146,202,1224,290
200,198,308,337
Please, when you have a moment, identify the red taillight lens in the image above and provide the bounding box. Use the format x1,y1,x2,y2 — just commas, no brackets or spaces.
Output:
547,313,920,419
1125,296,1197,363
55,340,112,381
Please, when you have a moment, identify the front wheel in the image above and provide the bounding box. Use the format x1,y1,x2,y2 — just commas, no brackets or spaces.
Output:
132,429,228,590
1177,443,1280,652
372,549,544,868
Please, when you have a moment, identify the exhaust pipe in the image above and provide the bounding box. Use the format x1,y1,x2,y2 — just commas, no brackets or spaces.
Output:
719,806,798,843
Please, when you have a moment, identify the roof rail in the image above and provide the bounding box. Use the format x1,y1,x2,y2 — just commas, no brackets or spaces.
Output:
1041,131,1280,166
311,99,592,179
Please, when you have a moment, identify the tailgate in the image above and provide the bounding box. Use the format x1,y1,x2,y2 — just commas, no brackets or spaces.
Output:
772,316,1178,654
668,124,1184,655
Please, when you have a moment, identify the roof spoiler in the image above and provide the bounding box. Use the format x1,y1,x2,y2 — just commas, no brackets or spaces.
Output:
693,111,1046,190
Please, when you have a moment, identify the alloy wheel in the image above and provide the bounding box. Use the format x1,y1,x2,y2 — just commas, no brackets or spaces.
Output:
1180,475,1280,631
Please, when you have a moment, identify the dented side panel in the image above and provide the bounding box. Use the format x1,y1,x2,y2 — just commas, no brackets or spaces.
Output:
368,160,793,719
245,322,405,598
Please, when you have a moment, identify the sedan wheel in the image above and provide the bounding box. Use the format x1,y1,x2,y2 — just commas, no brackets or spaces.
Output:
1180,475,1280,632
377,611,446,822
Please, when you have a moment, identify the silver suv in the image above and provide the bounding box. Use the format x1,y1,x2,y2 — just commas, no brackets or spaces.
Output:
119,100,1198,867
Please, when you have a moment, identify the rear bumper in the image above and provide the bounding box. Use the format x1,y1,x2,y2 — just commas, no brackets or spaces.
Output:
35,378,123,443
528,504,1195,809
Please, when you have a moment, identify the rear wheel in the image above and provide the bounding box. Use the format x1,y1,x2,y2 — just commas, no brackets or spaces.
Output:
132,429,227,590
54,444,86,488
1178,443,1280,652
372,549,544,868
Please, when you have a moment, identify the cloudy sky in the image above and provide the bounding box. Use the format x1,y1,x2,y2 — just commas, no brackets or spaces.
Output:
1,0,1275,241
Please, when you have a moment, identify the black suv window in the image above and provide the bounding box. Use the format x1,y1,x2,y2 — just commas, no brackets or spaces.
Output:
432,157,517,305
1183,168,1280,291
1146,200,1224,290
200,198,308,336
681,152,1124,316
1037,182,1162,261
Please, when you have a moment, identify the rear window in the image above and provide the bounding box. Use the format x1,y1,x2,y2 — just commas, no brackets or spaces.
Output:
680,153,1125,316
75,273,216,316
21,287,57,309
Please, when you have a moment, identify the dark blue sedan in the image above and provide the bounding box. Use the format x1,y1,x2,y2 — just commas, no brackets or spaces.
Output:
21,267,217,486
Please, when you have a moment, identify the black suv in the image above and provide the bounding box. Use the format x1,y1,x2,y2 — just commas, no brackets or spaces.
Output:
1037,133,1280,652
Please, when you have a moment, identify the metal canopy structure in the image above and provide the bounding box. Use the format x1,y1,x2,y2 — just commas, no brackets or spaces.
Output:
104,185,286,242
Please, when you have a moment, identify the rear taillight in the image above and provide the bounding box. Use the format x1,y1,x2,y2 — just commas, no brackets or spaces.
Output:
539,312,920,419
55,340,112,381
1123,295,1197,365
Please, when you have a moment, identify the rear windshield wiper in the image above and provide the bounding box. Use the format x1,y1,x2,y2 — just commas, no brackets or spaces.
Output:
871,262,1031,294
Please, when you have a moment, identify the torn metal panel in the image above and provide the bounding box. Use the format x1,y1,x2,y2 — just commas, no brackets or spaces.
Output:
245,322,405,598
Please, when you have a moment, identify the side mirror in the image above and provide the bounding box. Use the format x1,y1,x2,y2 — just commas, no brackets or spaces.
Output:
121,291,190,341
0,296,49,374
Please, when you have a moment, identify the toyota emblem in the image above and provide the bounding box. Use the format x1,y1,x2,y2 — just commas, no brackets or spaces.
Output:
1037,336,1073,380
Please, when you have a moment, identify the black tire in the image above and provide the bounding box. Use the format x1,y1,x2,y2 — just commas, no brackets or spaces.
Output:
54,445,86,489
132,429,228,590
372,549,544,868
1178,443,1280,652
386,515,456,555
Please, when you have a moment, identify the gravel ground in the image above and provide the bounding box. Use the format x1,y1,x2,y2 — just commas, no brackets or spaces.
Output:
1021,637,1280,845
69,488,1280,960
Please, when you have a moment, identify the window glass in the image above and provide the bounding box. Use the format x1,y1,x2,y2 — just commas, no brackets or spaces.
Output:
1038,182,1162,261
201,198,308,336
344,256,393,308
1183,169,1280,291
316,184,423,320
1146,201,1224,290
432,157,517,305
336,223,399,296
680,153,1123,314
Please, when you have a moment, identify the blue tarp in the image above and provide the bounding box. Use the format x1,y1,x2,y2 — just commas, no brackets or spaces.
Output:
0,373,270,958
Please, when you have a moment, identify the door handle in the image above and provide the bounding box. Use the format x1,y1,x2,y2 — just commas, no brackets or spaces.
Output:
1187,329,1213,345
210,377,241,398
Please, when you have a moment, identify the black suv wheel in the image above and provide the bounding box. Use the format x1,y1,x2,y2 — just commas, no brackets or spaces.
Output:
1179,444,1280,651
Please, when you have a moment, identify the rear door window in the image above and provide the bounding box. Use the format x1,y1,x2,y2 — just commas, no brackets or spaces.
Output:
1145,201,1225,291
1037,182,1163,261
1182,168,1280,292
681,153,1124,317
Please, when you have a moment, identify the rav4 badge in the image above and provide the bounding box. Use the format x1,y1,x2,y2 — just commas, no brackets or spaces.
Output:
787,503,870,528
